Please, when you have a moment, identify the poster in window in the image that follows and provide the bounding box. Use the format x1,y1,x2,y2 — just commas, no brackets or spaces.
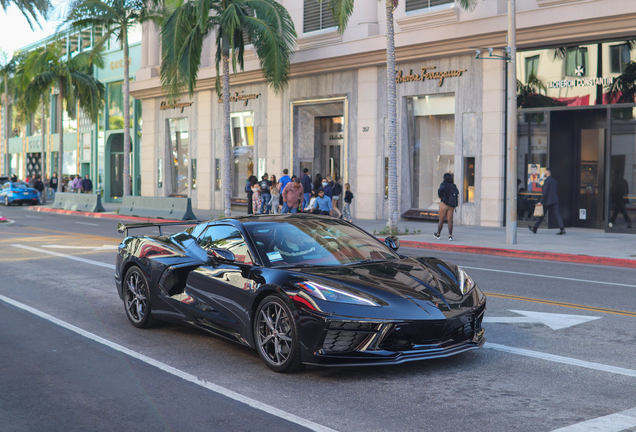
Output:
527,164,546,192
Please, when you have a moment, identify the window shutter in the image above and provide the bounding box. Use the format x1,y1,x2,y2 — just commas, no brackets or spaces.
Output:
406,0,454,12
303,0,335,33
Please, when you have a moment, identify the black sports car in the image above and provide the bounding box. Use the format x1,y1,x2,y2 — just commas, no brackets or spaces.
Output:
115,214,486,372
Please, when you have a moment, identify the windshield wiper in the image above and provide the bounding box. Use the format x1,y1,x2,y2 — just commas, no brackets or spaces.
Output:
272,263,318,269
345,259,387,266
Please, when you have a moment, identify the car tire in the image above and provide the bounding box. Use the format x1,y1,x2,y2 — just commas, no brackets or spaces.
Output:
254,295,302,373
123,266,158,329
4,196,9,206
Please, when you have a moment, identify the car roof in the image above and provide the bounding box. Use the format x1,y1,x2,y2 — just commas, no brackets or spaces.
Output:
212,213,337,225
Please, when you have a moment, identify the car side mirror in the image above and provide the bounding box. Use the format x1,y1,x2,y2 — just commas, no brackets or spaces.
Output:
384,235,400,251
207,248,236,263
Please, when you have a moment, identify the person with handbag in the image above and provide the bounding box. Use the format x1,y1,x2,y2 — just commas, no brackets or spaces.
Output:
434,173,460,241
529,168,566,235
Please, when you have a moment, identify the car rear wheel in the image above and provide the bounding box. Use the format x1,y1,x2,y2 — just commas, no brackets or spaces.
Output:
254,295,302,373
4,196,9,206
124,266,157,328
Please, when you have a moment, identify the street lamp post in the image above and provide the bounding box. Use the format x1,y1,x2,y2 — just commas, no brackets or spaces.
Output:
506,0,517,245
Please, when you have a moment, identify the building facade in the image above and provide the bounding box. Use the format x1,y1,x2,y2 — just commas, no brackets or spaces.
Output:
128,0,635,233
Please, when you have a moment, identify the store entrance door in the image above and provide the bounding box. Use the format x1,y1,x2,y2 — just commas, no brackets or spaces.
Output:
550,109,606,229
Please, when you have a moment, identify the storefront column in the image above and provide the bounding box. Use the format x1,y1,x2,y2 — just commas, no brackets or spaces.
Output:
480,59,506,227
197,90,214,209
267,88,283,176
356,67,379,220
140,98,156,196
138,23,159,81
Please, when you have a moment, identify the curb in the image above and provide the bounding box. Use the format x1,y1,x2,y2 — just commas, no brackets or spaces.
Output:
380,237,636,269
28,206,185,224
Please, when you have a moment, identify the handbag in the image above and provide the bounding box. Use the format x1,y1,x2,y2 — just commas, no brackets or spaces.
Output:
534,204,544,217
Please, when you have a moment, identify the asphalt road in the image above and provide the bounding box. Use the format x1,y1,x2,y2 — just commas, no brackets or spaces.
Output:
1,205,636,432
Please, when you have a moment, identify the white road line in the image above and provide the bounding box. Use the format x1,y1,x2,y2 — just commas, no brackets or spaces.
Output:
485,343,636,378
462,266,636,289
23,215,41,219
41,245,118,250
75,221,99,226
0,294,339,432
11,244,115,269
551,407,636,431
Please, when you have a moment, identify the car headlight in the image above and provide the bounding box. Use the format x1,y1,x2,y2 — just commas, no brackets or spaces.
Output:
457,267,476,295
296,281,380,307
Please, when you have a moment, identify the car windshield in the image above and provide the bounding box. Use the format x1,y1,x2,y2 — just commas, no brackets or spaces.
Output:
244,218,400,267
11,182,29,189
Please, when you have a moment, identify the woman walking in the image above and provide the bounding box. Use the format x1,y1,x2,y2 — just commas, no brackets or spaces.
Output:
434,173,459,241
251,179,262,215
343,183,354,222
313,173,323,194
269,175,280,214
328,175,342,218
246,175,257,215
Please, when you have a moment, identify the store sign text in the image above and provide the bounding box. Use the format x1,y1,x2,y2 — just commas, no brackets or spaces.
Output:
547,76,614,89
160,100,193,113
396,66,467,87
110,58,131,70
218,91,261,106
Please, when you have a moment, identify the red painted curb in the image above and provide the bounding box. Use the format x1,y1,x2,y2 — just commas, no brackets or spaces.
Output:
28,206,187,224
379,237,636,269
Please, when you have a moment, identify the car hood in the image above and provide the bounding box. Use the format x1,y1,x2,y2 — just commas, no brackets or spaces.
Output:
293,257,470,310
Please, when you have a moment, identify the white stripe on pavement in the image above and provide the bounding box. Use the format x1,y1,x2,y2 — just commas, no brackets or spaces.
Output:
75,221,99,226
486,343,636,378
462,266,636,289
0,294,339,432
11,244,115,269
551,407,636,431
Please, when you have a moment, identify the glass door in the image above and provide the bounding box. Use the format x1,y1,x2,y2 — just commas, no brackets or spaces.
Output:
577,128,605,228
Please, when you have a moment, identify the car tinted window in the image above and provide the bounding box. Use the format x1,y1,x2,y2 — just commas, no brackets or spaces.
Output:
244,218,399,267
11,182,28,189
198,225,253,265
185,222,208,239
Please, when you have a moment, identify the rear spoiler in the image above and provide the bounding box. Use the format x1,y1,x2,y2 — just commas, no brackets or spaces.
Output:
117,221,207,237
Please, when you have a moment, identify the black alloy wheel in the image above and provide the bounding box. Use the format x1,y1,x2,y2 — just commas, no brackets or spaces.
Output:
124,267,157,328
254,295,302,373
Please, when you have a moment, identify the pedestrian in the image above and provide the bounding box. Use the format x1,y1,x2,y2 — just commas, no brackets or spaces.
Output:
313,173,323,193
34,176,45,203
49,172,58,198
311,188,333,216
246,175,257,215
28,174,37,188
259,173,272,214
303,191,317,213
608,169,631,228
434,173,459,241
72,175,82,193
269,175,280,214
320,177,333,199
282,178,304,214
279,169,291,193
343,183,354,223
329,175,342,219
528,167,566,235
301,168,312,209
10,174,17,182
82,175,93,194
251,180,262,214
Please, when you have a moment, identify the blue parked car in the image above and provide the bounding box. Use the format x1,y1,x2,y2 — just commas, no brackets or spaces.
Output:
1,181,40,206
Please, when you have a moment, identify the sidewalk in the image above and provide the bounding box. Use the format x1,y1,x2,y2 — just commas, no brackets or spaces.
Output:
27,202,636,268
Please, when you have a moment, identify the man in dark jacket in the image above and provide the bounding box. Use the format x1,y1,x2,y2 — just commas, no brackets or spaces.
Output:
609,170,631,228
34,176,45,203
301,168,312,210
529,168,565,235
82,175,93,194
49,172,58,197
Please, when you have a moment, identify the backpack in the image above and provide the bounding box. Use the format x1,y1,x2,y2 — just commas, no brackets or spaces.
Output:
245,183,251,193
332,182,342,196
447,185,459,208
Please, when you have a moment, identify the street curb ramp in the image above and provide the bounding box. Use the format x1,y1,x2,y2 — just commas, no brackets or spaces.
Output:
51,192,106,213
118,196,197,220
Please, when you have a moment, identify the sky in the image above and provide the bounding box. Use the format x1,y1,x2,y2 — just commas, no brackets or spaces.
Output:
0,0,67,56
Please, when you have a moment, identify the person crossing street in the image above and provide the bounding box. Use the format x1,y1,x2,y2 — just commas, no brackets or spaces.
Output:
529,168,566,235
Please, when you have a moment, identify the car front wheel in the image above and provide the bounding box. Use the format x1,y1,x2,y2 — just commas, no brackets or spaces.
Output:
4,196,9,206
123,266,157,328
254,295,302,373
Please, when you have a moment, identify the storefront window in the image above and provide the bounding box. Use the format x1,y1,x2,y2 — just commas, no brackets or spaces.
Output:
517,112,548,222
463,157,475,203
9,153,23,179
107,81,133,130
230,111,254,198
608,107,636,232
407,94,455,210
167,117,189,196
565,47,588,77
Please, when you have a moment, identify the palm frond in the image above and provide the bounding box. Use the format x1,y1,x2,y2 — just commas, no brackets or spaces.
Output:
608,60,636,104
322,0,353,35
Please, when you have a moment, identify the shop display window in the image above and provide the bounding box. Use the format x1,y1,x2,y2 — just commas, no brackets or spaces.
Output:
608,107,636,232
230,111,255,198
463,157,475,203
107,81,133,130
167,117,189,196
407,93,455,211
517,112,548,222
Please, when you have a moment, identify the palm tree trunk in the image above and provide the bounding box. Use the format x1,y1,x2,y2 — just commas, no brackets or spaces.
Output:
385,0,398,232
123,27,132,196
57,80,64,190
41,97,46,202
222,44,232,217
3,78,8,175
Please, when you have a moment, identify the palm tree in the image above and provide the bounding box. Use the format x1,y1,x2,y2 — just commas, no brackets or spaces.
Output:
0,0,50,29
608,61,636,104
64,0,166,196
517,74,562,108
325,0,475,232
0,50,22,175
161,0,296,217
21,44,104,186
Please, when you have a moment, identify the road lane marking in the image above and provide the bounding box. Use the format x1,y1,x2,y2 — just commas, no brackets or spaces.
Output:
551,407,636,431
0,294,339,432
483,310,601,330
42,244,118,250
75,221,99,226
11,244,115,269
484,292,636,318
23,215,41,219
485,343,636,378
463,266,636,288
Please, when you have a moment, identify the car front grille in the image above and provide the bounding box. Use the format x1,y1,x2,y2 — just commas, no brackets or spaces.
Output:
321,321,378,353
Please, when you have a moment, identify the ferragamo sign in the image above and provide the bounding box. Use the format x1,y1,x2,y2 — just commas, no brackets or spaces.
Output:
396,66,467,87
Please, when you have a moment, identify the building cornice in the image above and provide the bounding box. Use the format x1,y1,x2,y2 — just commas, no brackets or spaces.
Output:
395,6,459,31
130,10,636,99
